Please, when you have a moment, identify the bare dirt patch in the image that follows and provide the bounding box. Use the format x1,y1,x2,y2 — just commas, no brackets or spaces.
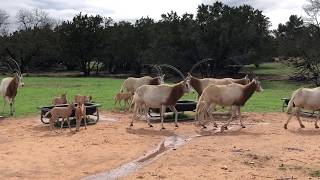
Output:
0,112,320,180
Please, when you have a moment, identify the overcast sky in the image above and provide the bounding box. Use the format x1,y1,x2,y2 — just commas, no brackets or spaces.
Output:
1,0,308,30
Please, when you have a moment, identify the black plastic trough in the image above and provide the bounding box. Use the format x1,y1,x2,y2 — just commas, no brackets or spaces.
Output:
149,100,197,118
37,102,101,125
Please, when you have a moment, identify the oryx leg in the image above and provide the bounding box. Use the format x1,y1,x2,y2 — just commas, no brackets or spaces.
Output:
144,105,153,128
160,105,166,129
221,106,236,132
296,108,305,128
130,103,138,127
207,103,218,127
9,100,13,116
84,115,87,129
315,111,320,129
284,107,296,129
237,106,245,128
168,106,179,127
2,97,6,114
60,118,65,130
67,117,72,132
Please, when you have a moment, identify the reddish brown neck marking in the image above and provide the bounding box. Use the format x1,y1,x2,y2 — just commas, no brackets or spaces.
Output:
5,76,19,99
163,82,185,106
190,76,203,96
234,81,257,106
149,77,160,85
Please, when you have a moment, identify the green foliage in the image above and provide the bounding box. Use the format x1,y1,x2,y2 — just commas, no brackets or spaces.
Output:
57,13,105,75
276,13,320,85
0,2,273,76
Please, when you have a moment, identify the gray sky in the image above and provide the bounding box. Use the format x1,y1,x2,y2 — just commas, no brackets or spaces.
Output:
1,0,308,30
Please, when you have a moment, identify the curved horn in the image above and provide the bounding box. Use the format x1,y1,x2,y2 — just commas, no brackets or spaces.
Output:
143,64,162,77
4,59,19,75
154,65,163,77
189,58,215,74
6,57,21,76
159,64,185,80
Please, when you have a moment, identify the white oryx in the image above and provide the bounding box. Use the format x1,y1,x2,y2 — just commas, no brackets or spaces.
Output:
130,64,192,129
0,58,24,116
196,77,263,132
284,87,320,129
119,65,164,95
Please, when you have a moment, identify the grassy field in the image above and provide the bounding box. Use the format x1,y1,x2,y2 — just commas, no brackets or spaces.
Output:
244,62,295,76
0,63,309,117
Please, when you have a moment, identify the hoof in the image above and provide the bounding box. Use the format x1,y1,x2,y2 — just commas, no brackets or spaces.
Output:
214,124,218,128
161,127,166,130
283,124,288,129
149,124,153,128
175,124,179,128
241,125,246,128
130,123,133,127
315,125,319,129
202,125,207,129
300,124,305,128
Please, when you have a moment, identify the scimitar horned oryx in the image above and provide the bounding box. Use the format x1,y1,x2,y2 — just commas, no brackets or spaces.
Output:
130,64,192,129
0,57,24,116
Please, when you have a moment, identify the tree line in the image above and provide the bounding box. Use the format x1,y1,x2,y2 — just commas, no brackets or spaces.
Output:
0,1,319,80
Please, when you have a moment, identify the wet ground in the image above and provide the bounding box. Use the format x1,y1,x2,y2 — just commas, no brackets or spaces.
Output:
0,112,320,179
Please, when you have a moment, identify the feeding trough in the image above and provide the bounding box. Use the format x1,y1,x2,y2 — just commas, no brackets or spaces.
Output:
37,102,101,126
148,100,197,119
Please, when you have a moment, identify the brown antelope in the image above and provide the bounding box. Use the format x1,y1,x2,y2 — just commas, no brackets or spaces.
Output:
74,94,92,105
45,103,75,132
196,77,263,132
114,92,133,110
52,93,67,105
0,58,24,116
75,103,87,131
131,64,192,129
284,87,320,129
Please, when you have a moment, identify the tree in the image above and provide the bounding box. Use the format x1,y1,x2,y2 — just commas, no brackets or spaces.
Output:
195,2,272,75
304,0,320,26
58,13,105,75
0,9,9,36
17,8,54,30
276,14,320,85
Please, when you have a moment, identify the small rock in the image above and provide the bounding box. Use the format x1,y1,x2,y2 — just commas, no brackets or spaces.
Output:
249,161,255,164
221,166,228,170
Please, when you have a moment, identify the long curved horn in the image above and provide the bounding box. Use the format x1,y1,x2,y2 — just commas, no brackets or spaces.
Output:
6,57,21,76
4,59,18,75
189,58,215,74
143,64,162,77
159,64,185,80
154,65,163,77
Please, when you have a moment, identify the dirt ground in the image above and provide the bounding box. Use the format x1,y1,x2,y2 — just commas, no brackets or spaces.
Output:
0,112,320,180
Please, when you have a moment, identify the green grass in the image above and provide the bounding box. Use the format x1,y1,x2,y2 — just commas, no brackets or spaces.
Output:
0,77,305,117
0,63,309,117
244,62,295,76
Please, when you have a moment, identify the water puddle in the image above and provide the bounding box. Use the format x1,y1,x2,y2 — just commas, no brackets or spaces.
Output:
84,135,193,180
84,123,263,180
